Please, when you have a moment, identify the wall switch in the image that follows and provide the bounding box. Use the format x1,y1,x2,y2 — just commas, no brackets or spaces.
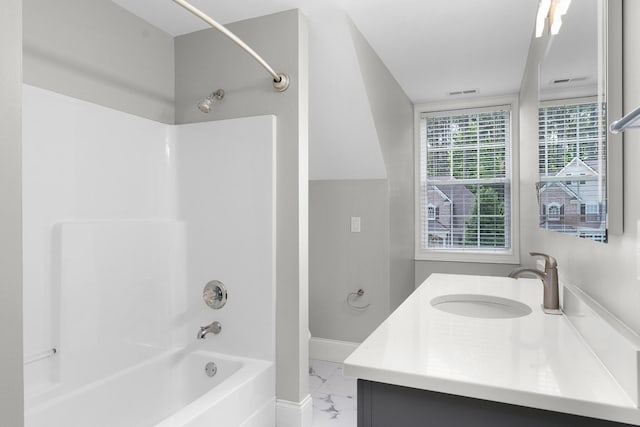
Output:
351,216,361,233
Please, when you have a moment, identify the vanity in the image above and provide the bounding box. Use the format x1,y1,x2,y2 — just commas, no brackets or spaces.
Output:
343,274,640,426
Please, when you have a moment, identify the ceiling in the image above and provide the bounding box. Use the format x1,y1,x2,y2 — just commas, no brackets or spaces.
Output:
539,0,599,100
112,0,538,104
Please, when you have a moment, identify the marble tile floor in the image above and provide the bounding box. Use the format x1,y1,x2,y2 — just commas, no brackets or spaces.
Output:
310,359,357,427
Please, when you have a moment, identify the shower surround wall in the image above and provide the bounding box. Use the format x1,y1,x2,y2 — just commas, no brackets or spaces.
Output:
22,1,310,422
22,85,276,424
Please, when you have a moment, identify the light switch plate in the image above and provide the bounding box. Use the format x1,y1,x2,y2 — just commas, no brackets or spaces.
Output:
351,216,361,233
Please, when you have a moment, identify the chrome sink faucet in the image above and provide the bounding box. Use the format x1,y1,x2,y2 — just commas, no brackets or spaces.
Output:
197,321,222,340
508,252,562,315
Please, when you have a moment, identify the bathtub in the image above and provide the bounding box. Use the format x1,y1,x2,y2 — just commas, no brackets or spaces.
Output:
25,349,275,427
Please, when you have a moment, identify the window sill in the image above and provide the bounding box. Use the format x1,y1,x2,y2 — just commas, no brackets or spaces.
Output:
415,250,520,265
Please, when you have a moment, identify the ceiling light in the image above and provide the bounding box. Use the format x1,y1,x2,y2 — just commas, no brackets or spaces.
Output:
535,0,571,38
536,0,551,38
550,0,571,35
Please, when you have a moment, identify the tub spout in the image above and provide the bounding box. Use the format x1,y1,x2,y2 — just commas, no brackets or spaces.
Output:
197,321,222,339
509,252,561,315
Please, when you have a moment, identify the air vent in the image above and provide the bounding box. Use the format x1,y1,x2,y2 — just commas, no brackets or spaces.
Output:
552,77,587,85
448,89,478,96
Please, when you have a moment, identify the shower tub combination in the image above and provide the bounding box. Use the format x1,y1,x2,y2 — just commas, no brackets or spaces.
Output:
22,86,277,426
26,350,274,427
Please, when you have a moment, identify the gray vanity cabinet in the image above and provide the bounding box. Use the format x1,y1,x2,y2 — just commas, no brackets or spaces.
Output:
357,380,638,427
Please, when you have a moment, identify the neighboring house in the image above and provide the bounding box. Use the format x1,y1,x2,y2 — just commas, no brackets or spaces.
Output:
538,156,606,240
425,182,475,247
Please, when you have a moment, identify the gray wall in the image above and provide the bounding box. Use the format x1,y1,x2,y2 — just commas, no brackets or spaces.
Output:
307,23,414,344
309,180,390,342
0,0,24,425
350,19,515,301
517,1,640,335
175,10,310,404
414,262,518,286
349,24,415,311
23,0,175,123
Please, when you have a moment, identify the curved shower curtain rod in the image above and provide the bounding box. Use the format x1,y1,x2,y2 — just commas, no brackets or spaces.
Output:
173,0,290,92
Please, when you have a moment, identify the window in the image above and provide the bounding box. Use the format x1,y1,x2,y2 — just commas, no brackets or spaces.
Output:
427,204,436,220
538,100,606,241
415,99,518,263
586,202,600,223
547,203,561,221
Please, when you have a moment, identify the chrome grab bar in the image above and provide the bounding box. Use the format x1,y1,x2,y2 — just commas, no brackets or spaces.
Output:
610,104,640,134
24,348,57,365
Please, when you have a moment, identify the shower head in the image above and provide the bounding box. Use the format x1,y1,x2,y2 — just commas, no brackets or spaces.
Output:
197,98,213,113
197,89,225,113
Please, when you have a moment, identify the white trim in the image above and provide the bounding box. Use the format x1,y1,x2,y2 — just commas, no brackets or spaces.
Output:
427,203,436,220
240,398,276,427
309,337,360,363
276,395,313,427
539,95,598,106
414,95,520,265
562,280,640,406
547,202,561,221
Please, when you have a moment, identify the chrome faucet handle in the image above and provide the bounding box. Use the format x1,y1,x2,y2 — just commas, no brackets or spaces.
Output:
529,252,557,270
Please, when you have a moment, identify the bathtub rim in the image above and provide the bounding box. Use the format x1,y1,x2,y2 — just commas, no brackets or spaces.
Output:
25,346,274,426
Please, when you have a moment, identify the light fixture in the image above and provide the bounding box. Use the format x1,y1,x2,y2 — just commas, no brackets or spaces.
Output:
535,0,551,38
535,0,571,38
550,0,571,35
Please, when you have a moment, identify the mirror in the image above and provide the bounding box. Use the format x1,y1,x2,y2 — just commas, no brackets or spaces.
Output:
537,0,622,242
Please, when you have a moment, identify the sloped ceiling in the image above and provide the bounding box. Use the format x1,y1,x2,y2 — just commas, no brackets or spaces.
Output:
307,6,387,179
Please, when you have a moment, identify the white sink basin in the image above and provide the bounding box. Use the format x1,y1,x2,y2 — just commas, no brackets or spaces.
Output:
431,294,532,319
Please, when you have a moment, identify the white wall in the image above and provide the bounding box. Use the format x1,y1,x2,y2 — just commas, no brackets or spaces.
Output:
308,9,386,181
0,0,24,425
22,85,173,395
174,117,276,361
517,1,640,335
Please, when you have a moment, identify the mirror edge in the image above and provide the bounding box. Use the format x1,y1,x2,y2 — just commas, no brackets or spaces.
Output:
607,0,623,235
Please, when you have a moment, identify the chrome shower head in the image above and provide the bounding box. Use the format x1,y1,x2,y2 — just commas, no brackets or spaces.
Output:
197,89,225,113
198,98,213,113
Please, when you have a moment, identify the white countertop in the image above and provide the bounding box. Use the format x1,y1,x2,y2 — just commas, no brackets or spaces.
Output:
343,274,640,425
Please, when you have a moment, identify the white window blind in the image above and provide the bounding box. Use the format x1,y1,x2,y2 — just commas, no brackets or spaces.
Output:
538,101,607,241
418,105,512,253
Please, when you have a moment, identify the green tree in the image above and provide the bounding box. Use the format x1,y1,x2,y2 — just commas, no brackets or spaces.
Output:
464,186,505,247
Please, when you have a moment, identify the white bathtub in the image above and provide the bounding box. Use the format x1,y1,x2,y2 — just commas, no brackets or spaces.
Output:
25,349,275,427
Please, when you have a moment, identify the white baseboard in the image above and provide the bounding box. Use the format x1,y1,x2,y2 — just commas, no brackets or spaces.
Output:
309,337,360,363
276,394,313,427
240,397,276,427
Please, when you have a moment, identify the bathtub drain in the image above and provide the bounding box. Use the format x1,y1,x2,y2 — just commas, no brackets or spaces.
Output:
205,362,218,377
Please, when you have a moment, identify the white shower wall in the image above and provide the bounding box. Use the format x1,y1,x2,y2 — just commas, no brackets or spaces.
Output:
174,121,276,361
22,85,276,396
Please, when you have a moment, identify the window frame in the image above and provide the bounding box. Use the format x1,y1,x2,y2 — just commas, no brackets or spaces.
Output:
414,95,520,264
427,203,436,221
547,203,561,221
